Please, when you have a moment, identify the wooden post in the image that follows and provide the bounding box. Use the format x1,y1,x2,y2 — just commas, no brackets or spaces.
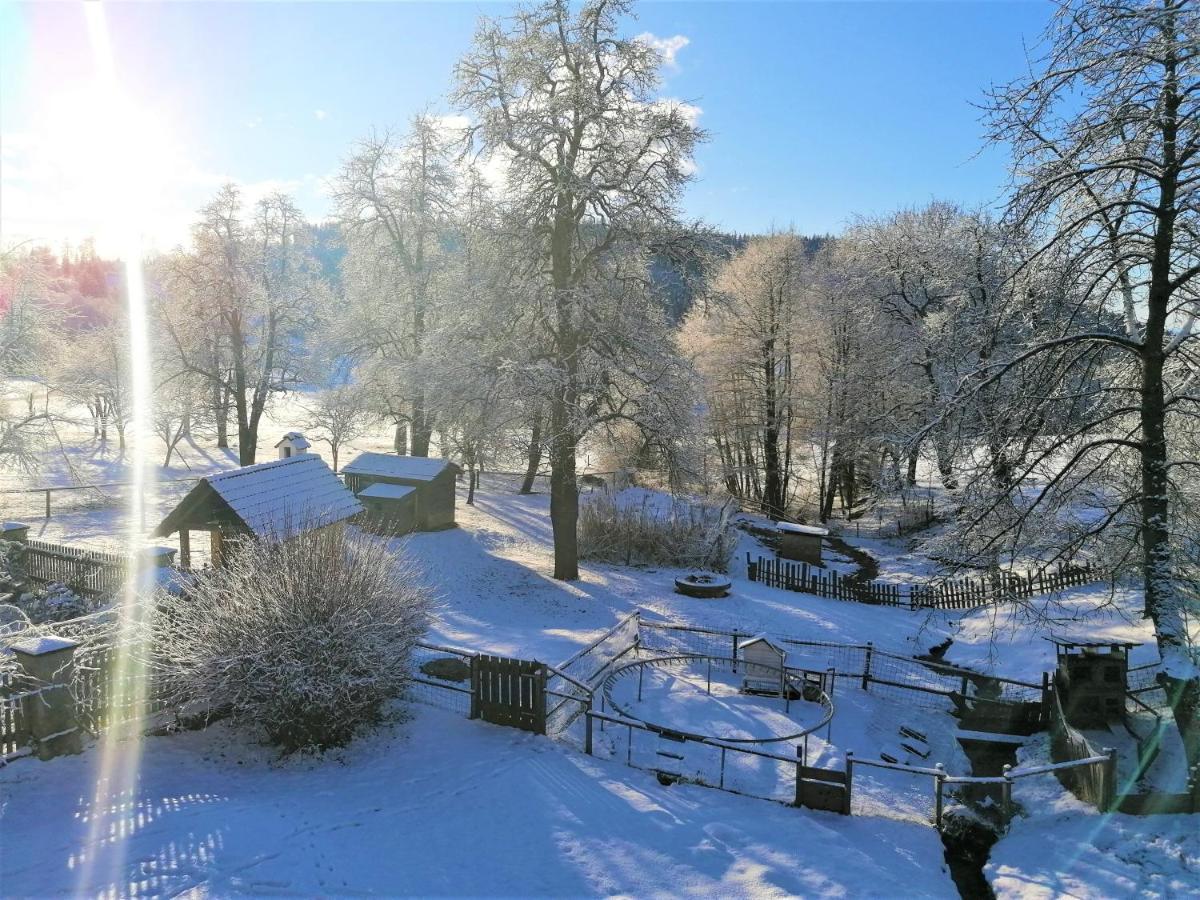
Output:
468,654,481,719
45,489,51,519
1000,763,1014,821
584,710,593,755
1102,747,1118,812
843,750,854,815
178,529,191,570
861,643,873,691
934,763,946,829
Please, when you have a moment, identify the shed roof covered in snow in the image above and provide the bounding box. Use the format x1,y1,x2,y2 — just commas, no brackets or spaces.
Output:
342,452,460,482
153,454,362,539
357,482,416,500
776,522,829,537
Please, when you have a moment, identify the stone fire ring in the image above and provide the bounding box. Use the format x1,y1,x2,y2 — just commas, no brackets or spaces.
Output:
674,573,733,598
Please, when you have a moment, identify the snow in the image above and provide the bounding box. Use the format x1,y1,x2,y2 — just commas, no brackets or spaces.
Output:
341,452,458,482
7,635,79,655
3,407,1192,895
0,707,957,898
988,735,1200,898
194,455,363,537
776,522,829,536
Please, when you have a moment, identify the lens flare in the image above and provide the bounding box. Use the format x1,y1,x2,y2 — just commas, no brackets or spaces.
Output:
77,2,158,893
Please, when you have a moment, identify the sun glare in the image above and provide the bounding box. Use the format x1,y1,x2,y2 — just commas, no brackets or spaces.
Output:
77,2,158,894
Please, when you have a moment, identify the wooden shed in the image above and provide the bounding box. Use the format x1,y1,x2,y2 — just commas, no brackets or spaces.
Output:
152,454,363,568
777,522,829,566
357,482,418,536
342,453,461,531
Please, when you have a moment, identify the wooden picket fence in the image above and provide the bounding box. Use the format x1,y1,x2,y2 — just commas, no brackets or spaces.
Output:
747,554,1096,611
19,539,132,598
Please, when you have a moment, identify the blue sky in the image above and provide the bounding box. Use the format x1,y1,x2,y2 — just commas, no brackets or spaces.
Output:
1,1,1053,253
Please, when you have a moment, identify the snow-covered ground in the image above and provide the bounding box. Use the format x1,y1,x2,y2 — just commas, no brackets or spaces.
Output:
4,398,1195,898
987,734,1200,899
0,708,958,898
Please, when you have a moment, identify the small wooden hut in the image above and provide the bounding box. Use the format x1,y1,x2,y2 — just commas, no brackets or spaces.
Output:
342,453,461,532
777,522,829,566
153,454,362,568
357,482,418,536
738,634,788,695
275,431,311,459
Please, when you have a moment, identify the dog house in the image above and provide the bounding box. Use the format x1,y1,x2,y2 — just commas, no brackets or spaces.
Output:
1050,636,1137,728
153,454,362,568
777,522,829,566
738,634,788,696
275,431,311,459
342,453,461,532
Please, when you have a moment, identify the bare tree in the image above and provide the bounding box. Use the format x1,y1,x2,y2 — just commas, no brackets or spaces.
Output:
301,385,378,472
453,0,704,579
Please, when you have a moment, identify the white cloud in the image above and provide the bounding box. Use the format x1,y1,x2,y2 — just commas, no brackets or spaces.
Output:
635,32,690,71
314,109,328,121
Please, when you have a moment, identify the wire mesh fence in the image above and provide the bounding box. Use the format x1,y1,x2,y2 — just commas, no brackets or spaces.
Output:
408,642,475,718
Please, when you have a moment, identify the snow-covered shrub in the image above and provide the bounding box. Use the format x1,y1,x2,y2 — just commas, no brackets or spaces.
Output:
579,489,738,572
155,526,430,753
0,541,102,624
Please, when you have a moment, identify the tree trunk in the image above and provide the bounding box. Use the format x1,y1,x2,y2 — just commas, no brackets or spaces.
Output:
520,418,543,494
548,400,579,581
410,395,432,457
393,421,408,455
214,382,229,449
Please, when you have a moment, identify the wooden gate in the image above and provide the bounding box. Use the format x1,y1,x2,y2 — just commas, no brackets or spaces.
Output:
472,655,546,734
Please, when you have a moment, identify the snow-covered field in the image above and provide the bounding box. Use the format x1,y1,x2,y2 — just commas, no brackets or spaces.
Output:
3,396,1196,898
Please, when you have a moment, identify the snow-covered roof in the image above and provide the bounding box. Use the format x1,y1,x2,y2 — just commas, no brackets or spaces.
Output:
358,482,416,501
201,455,361,536
275,431,311,449
776,522,829,537
738,633,785,655
9,635,80,656
342,452,459,482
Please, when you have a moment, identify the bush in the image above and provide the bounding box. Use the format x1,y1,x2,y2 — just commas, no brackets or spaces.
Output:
578,489,738,572
155,526,430,753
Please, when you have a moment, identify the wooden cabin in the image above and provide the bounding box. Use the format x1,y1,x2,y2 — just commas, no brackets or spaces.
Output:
342,453,461,533
357,482,418,536
153,455,363,568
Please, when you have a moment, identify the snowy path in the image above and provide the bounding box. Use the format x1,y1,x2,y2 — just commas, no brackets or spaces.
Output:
0,707,956,898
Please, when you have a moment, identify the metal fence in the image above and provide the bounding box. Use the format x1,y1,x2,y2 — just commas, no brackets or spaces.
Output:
637,619,1045,711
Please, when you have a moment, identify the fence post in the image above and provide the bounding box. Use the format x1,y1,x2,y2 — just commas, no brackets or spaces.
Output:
861,643,873,691
934,763,946,829
732,633,740,672
843,750,854,815
1102,747,1118,812
585,710,593,755
10,636,82,760
468,654,481,720
1000,763,1014,822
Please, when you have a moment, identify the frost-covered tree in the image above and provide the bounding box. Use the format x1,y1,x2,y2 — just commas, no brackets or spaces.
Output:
453,0,705,579
301,384,378,473
158,186,322,464
974,0,1200,754
333,116,459,457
